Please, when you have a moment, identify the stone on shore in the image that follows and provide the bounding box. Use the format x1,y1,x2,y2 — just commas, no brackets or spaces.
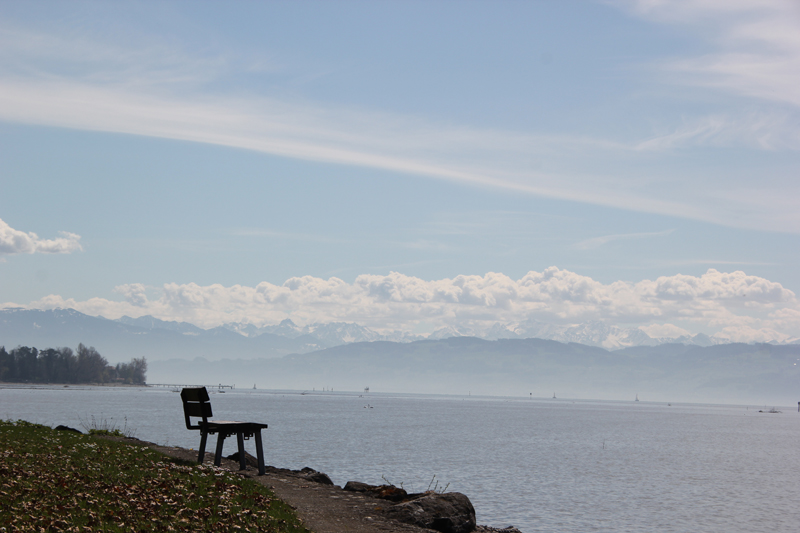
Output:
344,481,476,533
298,466,334,485
343,481,409,501
225,452,334,485
384,492,477,533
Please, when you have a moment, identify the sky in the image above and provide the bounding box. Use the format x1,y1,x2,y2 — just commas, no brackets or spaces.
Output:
1,0,799,343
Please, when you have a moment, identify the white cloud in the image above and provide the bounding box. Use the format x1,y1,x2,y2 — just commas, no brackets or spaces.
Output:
0,218,82,255
6,268,799,343
767,308,800,330
114,283,148,307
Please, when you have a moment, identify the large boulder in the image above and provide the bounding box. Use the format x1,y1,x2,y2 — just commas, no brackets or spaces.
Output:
384,492,476,533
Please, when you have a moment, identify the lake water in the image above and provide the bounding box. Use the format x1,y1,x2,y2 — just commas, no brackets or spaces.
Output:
1,385,798,532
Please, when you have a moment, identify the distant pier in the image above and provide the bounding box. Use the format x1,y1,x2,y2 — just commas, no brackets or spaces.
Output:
148,383,235,390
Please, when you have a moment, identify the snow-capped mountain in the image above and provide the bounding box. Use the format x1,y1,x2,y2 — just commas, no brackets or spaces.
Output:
221,319,386,343
430,319,719,349
115,315,793,350
1,308,787,365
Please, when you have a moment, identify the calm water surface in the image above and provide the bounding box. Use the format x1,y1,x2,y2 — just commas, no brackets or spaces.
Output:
1,385,798,532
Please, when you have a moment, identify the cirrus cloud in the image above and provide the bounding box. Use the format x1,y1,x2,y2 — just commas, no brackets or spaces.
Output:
1,9,800,234
617,0,800,108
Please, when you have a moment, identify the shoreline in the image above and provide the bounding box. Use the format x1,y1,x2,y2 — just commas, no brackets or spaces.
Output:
0,382,144,388
104,433,520,533
3,382,795,410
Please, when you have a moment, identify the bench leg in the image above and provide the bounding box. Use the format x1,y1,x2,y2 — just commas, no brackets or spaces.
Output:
214,433,227,467
254,430,265,476
198,431,208,464
236,432,246,471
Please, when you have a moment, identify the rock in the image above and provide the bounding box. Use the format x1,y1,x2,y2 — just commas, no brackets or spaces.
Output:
223,456,332,484
227,451,259,468
55,425,82,434
298,467,334,485
343,481,374,492
475,526,522,533
374,485,409,502
343,481,475,530
343,481,409,502
385,492,476,533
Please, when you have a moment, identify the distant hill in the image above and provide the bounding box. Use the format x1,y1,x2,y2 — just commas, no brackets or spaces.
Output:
149,336,800,405
0,307,742,363
0,308,326,361
3,308,797,403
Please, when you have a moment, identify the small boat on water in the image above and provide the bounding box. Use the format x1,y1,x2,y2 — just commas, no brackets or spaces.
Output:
635,394,639,402
552,393,556,399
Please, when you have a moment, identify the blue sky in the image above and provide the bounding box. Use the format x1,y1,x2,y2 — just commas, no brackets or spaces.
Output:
1,0,799,343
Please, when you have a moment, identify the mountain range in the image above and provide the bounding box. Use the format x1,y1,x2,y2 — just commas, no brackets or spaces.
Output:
2,307,798,404
0,307,731,362
0,307,788,362
147,336,800,405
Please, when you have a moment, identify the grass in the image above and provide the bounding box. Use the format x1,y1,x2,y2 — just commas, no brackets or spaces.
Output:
427,474,450,494
0,420,311,533
79,415,136,438
382,473,449,494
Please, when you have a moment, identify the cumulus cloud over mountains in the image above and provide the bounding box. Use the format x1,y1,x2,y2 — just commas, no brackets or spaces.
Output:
0,218,82,256
5,267,798,345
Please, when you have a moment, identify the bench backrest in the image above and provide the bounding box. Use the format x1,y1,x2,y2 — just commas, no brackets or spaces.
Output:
181,387,213,430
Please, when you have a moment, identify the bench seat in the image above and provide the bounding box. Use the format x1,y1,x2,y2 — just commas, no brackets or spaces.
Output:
181,388,268,475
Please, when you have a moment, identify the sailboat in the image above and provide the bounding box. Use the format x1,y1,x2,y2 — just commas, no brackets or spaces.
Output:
552,392,556,399
635,394,639,402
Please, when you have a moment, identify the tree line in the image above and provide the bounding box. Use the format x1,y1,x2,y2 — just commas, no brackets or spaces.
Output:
0,343,147,384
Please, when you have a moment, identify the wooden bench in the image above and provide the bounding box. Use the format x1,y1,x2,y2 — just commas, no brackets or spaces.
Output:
180,387,268,475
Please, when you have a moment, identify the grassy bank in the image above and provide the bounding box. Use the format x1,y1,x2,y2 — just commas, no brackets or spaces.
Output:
0,420,311,533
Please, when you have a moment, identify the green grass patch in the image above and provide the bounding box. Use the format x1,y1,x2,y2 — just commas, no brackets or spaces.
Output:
0,420,311,533
79,415,136,438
